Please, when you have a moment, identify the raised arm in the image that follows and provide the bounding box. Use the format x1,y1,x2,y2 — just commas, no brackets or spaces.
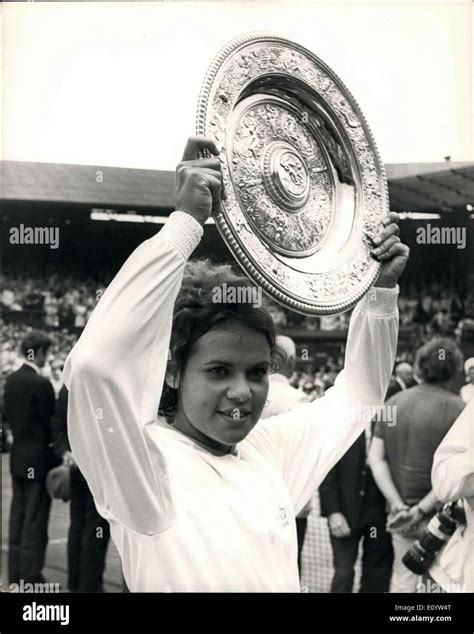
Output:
257,213,408,514
63,137,222,535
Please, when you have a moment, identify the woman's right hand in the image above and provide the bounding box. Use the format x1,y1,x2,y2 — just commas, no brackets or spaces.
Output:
175,136,225,226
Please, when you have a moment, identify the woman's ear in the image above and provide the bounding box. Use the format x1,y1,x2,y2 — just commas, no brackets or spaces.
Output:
165,372,180,389
165,359,181,389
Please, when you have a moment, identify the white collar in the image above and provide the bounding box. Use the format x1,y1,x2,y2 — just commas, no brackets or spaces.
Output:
23,360,41,375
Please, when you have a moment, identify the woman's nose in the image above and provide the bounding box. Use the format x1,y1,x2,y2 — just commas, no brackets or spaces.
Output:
226,377,252,401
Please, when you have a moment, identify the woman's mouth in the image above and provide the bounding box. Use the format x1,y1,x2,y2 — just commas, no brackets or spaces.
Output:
217,408,251,423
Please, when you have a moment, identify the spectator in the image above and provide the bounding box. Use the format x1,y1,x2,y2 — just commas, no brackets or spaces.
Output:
262,336,308,417
267,303,287,328
73,295,87,328
319,314,341,331
50,359,65,398
415,296,433,326
44,293,59,328
320,429,393,593
431,308,452,336
58,292,76,329
262,336,310,575
2,288,22,311
22,288,44,313
5,331,59,585
385,362,416,400
304,316,320,331
368,338,465,592
53,386,111,592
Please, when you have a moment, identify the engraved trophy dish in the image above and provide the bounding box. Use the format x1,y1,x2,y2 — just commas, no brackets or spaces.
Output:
196,33,388,314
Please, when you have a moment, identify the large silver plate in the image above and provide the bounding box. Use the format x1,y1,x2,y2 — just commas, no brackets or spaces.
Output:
196,32,388,315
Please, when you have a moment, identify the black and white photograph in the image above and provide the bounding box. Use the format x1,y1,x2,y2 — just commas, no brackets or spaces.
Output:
1,1,473,632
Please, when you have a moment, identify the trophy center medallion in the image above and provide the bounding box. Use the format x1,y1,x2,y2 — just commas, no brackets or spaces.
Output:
276,151,307,197
262,142,310,211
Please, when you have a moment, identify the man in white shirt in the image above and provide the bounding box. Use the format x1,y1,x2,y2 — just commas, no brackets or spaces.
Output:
64,136,409,592
262,335,310,574
262,336,308,418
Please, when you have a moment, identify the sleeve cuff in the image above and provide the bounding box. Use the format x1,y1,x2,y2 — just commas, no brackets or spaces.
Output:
159,211,204,259
357,284,399,316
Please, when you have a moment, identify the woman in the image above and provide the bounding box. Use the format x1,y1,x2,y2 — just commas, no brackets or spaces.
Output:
64,136,408,591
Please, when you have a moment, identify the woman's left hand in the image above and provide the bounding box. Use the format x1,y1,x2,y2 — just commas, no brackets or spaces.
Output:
368,211,410,288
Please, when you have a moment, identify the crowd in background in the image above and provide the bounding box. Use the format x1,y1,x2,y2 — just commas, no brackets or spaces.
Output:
269,272,474,335
289,362,341,401
3,271,473,335
1,271,107,329
2,269,474,409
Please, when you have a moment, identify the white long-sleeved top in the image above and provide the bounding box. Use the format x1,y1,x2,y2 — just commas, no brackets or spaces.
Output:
64,211,399,592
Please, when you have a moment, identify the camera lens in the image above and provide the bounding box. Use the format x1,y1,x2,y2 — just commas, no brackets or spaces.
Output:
419,530,446,552
402,541,436,575
437,510,458,535
401,502,464,575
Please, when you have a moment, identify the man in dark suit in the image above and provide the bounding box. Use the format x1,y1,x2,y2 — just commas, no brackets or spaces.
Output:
5,331,58,584
319,430,393,592
53,385,111,592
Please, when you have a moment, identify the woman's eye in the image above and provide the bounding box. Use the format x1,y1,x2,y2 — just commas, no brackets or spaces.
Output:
249,368,268,380
208,366,227,376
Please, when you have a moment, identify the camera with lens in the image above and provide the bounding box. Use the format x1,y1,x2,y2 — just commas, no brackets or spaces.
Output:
402,501,466,575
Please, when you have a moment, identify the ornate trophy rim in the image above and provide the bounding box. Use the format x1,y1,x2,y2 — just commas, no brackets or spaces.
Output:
196,32,388,315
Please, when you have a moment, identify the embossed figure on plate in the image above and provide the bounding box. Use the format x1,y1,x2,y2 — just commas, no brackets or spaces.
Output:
278,152,307,195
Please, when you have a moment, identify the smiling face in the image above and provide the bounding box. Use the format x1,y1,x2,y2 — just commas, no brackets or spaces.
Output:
172,320,271,455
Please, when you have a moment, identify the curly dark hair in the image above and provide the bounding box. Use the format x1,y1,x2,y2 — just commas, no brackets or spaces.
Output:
159,259,283,421
415,337,463,384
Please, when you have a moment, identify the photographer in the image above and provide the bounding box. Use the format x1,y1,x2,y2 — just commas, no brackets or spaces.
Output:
429,400,474,592
368,338,465,592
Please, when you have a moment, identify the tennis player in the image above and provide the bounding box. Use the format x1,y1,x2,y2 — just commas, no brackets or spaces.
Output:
64,136,409,591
